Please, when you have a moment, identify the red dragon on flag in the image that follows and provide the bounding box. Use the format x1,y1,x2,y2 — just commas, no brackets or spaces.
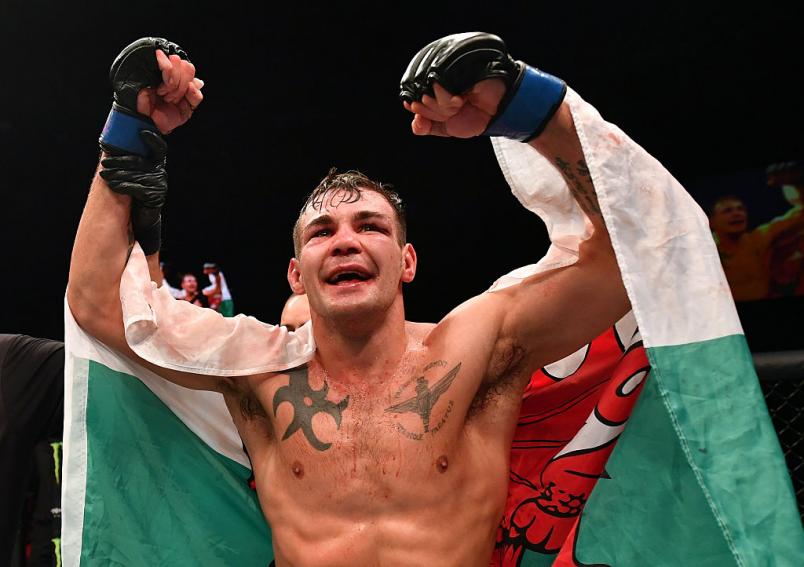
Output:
493,313,650,566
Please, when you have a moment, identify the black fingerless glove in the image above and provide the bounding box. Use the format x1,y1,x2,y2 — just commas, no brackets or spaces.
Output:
400,32,566,141
99,130,167,255
99,37,190,157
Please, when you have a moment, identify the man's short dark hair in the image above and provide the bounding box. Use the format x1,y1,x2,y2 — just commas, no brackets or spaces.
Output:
709,194,745,217
292,168,406,256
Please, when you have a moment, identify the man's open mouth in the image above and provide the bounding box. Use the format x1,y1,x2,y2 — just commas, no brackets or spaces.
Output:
326,271,373,285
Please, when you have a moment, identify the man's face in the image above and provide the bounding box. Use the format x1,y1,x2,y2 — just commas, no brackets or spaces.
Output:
710,199,748,236
181,275,198,293
288,189,416,321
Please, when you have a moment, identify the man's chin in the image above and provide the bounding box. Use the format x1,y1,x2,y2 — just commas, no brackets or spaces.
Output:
319,285,384,319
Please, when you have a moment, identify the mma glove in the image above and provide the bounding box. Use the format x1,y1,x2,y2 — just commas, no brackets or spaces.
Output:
399,32,566,141
100,130,167,256
99,37,189,157
98,37,190,255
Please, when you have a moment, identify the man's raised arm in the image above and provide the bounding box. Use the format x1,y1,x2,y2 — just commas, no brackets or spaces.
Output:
400,33,630,370
67,38,211,389
500,102,630,367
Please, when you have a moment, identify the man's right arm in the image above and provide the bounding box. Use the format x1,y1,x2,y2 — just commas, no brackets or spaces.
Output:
69,166,233,392
67,40,216,391
67,165,134,351
70,164,227,392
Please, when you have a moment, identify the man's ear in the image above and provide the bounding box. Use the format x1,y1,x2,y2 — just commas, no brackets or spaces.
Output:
287,258,305,294
401,243,417,283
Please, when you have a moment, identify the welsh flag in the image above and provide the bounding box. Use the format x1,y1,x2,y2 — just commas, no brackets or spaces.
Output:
488,89,803,565
62,88,802,565
61,302,274,566
493,311,802,566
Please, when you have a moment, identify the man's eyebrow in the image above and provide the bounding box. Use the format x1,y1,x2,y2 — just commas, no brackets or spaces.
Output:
353,210,392,223
304,211,391,233
303,214,334,233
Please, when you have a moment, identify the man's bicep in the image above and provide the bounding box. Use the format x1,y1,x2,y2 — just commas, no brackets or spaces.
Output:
499,234,630,369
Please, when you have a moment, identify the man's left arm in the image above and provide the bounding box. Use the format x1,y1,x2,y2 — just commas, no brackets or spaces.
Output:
401,32,630,369
494,103,630,368
755,203,804,244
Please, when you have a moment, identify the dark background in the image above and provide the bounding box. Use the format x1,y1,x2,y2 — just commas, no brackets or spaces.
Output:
1,1,802,350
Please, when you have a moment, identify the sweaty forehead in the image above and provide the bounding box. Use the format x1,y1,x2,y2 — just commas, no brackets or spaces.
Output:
301,188,393,222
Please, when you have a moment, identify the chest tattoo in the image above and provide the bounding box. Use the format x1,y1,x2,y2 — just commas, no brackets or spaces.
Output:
385,362,461,440
272,368,349,451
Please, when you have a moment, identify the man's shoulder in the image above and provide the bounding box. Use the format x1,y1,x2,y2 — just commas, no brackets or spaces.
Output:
428,292,507,338
405,320,436,341
416,295,508,363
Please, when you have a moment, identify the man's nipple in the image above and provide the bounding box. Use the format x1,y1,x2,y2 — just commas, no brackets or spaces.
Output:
292,460,305,479
436,455,448,473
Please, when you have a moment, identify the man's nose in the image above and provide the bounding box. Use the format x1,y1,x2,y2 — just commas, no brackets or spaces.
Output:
330,227,362,256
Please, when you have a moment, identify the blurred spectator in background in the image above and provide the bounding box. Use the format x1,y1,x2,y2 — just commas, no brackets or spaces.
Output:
709,163,804,301
280,293,310,331
202,262,235,316
179,273,209,308
766,161,804,297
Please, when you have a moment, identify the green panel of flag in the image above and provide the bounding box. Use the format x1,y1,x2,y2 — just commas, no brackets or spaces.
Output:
80,361,273,566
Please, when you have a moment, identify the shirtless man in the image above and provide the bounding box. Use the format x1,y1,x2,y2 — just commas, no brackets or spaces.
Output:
709,193,804,300
67,34,629,565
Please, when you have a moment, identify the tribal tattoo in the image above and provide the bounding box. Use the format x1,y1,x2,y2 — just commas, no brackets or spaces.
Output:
555,157,601,216
385,361,461,441
272,367,349,451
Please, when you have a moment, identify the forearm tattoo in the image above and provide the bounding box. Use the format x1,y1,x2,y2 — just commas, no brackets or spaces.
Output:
272,367,349,451
385,361,460,441
555,157,601,216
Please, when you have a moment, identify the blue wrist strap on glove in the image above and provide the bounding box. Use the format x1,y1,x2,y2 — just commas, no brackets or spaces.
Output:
99,103,157,156
484,65,567,142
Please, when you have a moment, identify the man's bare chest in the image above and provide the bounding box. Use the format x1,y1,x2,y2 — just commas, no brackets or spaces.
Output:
257,356,470,459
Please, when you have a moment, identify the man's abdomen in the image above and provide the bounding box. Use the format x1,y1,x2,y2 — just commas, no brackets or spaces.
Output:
259,436,509,566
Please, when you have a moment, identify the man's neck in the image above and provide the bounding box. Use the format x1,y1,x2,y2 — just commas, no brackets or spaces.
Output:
312,302,408,383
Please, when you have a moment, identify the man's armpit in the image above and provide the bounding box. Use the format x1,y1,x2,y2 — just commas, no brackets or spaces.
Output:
218,377,270,420
469,338,528,417
487,337,527,382
239,390,269,420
